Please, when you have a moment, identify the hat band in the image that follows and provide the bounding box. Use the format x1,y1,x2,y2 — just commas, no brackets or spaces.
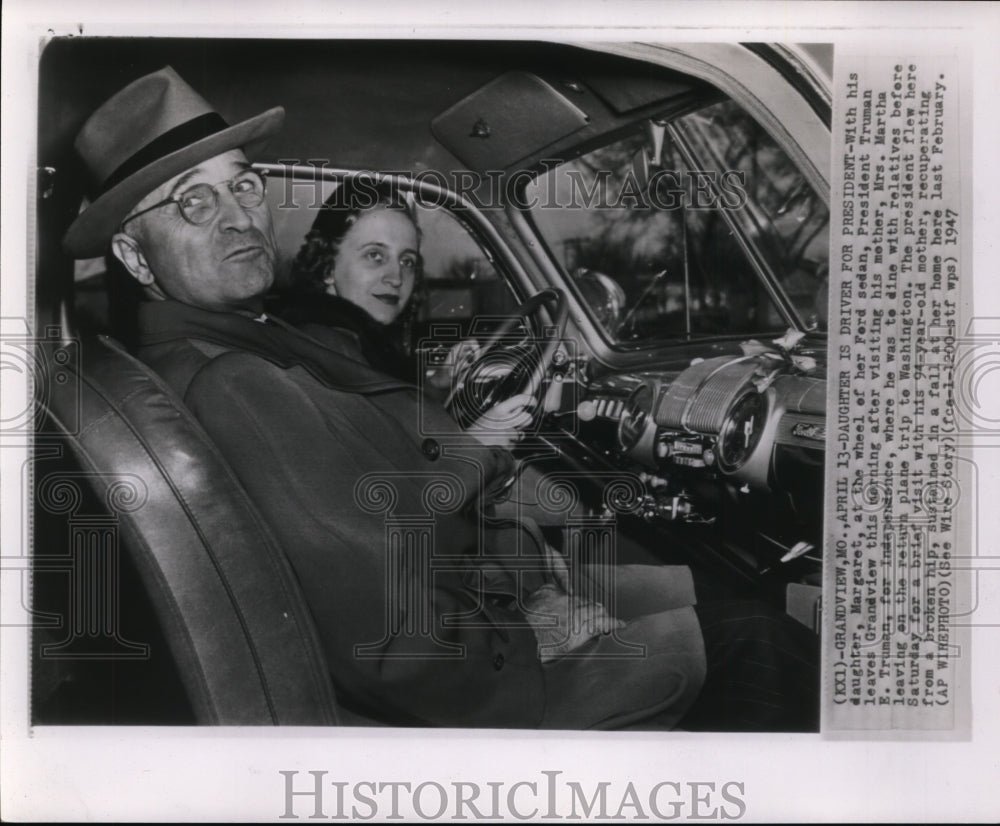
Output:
98,112,230,196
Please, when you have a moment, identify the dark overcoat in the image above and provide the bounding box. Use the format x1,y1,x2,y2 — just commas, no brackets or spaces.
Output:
135,299,705,728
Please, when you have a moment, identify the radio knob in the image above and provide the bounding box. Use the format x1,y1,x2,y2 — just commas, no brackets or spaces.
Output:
577,400,598,422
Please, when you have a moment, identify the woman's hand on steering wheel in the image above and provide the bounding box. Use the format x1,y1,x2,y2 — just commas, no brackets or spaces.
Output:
425,339,483,390
444,289,567,429
465,393,535,447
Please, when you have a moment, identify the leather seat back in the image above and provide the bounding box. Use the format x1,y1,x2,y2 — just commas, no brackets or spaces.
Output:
44,334,340,725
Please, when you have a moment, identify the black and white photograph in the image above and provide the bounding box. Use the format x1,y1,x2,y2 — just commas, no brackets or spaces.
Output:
2,1,998,822
30,36,829,732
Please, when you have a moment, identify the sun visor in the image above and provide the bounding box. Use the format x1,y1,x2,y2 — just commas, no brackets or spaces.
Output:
582,73,700,115
431,72,590,171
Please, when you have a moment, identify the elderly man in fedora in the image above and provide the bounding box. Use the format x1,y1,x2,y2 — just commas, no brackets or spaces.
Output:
62,67,818,731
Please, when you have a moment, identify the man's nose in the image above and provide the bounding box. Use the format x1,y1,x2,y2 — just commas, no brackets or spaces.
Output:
216,186,254,232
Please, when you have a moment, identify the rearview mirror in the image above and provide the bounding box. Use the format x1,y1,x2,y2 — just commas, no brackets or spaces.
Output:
630,119,667,190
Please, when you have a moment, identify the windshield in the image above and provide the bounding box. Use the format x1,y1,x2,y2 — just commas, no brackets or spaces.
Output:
525,99,829,345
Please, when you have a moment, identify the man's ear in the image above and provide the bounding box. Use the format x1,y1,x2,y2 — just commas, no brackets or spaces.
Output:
110,232,155,286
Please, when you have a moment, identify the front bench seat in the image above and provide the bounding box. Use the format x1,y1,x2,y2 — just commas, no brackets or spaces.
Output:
44,334,341,724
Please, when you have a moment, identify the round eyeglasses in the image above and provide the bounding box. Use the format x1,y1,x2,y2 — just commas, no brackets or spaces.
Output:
119,168,268,232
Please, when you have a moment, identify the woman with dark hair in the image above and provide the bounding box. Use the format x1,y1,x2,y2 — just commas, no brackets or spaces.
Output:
282,178,424,382
281,178,533,446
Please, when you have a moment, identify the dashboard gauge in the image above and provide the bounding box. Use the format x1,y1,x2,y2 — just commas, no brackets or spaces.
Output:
617,384,654,452
717,391,767,472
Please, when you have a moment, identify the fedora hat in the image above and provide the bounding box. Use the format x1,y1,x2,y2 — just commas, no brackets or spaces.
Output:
63,66,284,258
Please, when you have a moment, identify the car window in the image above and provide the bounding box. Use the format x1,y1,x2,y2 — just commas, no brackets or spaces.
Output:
412,206,521,331
524,98,829,345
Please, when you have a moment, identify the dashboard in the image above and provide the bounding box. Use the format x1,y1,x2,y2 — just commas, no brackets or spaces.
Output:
610,355,825,486
540,349,827,578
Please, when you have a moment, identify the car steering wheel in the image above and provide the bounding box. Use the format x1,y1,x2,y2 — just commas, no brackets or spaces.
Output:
445,288,567,430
